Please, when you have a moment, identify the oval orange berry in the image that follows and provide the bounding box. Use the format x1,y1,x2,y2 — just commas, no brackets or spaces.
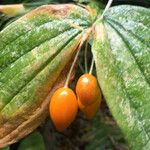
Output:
76,74,101,106
78,95,101,120
49,87,78,132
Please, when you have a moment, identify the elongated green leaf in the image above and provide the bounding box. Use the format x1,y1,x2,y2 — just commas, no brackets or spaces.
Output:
18,131,45,150
0,4,92,147
92,5,150,149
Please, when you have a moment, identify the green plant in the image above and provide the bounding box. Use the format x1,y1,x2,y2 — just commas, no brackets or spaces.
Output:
92,6,150,149
0,0,149,149
0,4,92,147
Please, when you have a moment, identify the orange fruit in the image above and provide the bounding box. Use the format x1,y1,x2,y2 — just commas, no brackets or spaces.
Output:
49,87,78,132
76,74,101,106
78,95,101,120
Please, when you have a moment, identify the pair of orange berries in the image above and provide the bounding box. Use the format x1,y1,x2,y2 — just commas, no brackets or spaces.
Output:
49,74,102,132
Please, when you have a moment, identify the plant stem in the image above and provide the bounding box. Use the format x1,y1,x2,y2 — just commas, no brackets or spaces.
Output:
89,57,94,75
64,44,82,88
88,0,113,75
100,0,113,20
64,0,113,87
84,41,88,73
64,28,92,88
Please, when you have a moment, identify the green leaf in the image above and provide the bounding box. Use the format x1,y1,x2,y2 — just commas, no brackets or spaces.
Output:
0,4,93,147
92,5,150,149
82,113,127,150
0,147,10,150
18,131,45,150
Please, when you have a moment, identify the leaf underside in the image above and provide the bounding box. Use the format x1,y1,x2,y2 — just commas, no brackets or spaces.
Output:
0,4,92,147
92,5,150,150
18,131,45,150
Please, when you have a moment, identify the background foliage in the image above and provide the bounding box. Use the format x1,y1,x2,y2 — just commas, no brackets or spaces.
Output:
0,0,149,150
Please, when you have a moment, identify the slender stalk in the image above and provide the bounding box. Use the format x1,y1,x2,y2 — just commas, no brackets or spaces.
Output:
89,57,94,75
88,0,113,75
100,0,113,20
84,41,88,73
64,0,113,86
64,43,82,88
64,28,92,88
